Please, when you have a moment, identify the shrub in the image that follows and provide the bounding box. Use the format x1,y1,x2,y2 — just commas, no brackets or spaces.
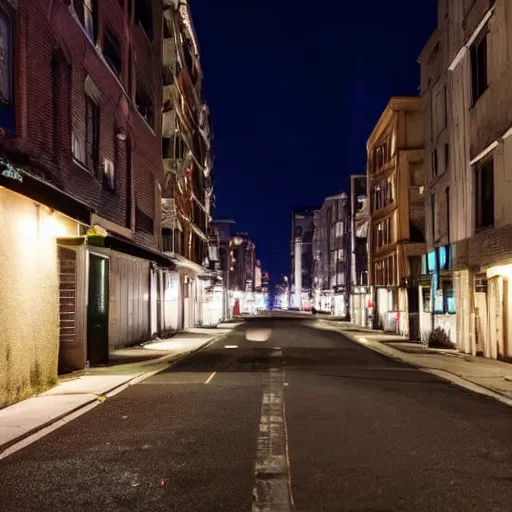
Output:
422,327,454,349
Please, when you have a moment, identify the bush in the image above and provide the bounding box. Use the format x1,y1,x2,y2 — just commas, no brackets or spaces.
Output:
421,327,454,349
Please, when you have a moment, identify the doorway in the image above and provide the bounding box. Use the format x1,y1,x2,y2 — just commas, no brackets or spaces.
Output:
87,253,109,365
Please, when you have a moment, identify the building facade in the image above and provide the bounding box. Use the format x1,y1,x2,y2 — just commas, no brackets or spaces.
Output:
0,0,174,408
312,193,350,316
367,97,426,337
160,0,218,329
418,2,457,345
349,174,370,327
433,0,512,360
291,208,315,309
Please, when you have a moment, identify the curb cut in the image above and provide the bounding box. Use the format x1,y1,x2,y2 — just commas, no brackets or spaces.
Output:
0,332,227,461
327,322,512,408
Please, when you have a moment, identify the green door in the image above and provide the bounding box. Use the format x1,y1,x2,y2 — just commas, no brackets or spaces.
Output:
87,254,109,366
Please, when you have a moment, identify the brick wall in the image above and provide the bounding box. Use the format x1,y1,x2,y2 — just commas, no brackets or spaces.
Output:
0,0,163,250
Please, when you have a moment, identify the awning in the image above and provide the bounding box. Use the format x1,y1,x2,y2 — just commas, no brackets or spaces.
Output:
58,234,176,269
0,156,92,225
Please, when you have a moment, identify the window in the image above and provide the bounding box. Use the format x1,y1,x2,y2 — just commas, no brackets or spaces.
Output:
134,0,153,40
103,27,122,76
431,192,436,242
470,29,488,103
432,149,438,179
136,76,154,128
475,157,494,229
422,288,431,313
0,5,14,135
373,139,390,171
83,0,99,42
444,143,449,173
135,206,154,234
443,280,456,314
85,95,100,174
445,187,450,242
433,86,447,135
375,218,392,249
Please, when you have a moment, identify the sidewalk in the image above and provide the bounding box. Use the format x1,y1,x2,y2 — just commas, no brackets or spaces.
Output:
0,326,236,458
319,320,512,405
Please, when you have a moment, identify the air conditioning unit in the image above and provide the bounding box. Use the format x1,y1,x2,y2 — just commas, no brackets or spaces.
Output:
102,159,115,189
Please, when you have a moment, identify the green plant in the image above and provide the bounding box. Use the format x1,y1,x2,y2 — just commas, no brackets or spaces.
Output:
423,327,454,348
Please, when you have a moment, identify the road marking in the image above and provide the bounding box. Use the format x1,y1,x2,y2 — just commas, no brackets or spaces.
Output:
252,361,293,511
204,371,217,384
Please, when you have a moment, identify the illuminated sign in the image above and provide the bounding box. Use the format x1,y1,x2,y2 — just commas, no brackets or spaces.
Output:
0,158,23,183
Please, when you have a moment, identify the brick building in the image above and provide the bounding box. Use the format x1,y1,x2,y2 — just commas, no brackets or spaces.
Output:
161,0,218,328
0,0,175,408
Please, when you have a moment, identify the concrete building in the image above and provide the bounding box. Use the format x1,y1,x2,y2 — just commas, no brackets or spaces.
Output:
291,208,315,309
433,0,512,360
349,175,370,327
160,0,219,329
312,193,351,316
0,0,175,407
367,97,426,337
418,2,457,345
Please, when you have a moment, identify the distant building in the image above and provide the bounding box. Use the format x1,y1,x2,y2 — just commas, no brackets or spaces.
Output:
312,193,351,316
367,97,425,337
291,209,315,309
349,175,370,326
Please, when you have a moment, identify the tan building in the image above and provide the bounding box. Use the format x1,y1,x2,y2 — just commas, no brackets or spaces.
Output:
367,97,425,337
442,0,512,360
418,2,457,345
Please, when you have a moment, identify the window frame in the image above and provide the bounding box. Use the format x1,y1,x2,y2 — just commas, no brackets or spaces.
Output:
470,28,488,105
0,2,15,136
85,94,100,175
475,156,494,230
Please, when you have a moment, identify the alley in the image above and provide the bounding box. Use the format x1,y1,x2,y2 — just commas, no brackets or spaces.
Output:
1,316,512,512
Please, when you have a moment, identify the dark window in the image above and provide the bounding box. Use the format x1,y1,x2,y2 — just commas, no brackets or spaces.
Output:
446,186,450,242
136,76,154,128
432,149,438,178
134,0,153,40
135,206,154,234
85,96,100,174
103,27,122,76
125,139,132,228
295,226,303,237
475,157,494,229
444,143,449,172
431,192,436,242
0,5,15,135
82,0,99,42
470,30,488,103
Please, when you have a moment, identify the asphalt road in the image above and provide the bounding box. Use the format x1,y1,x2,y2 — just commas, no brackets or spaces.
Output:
1,316,512,511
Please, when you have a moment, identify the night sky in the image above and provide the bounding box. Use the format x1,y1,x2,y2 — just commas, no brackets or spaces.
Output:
190,1,438,284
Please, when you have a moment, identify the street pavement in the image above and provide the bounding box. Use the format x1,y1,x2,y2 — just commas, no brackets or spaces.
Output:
1,315,512,511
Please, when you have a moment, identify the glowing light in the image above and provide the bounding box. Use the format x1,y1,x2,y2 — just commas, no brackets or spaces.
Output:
224,345,238,349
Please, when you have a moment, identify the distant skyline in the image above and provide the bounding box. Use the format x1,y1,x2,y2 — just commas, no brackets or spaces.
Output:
190,1,438,283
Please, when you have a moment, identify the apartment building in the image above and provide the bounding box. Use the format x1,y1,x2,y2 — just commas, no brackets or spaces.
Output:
439,0,512,360
367,97,426,337
160,0,217,329
312,193,350,316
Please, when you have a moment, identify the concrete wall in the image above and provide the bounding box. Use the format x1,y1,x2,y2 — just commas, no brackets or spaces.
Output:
0,189,79,408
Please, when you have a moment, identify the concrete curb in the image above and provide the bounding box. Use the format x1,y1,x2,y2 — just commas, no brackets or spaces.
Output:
0,332,227,460
327,322,512,408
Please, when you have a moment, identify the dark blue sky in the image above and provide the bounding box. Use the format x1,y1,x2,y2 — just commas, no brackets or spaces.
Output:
190,1,437,283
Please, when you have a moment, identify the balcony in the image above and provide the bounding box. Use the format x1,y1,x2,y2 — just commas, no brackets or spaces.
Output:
161,198,179,230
